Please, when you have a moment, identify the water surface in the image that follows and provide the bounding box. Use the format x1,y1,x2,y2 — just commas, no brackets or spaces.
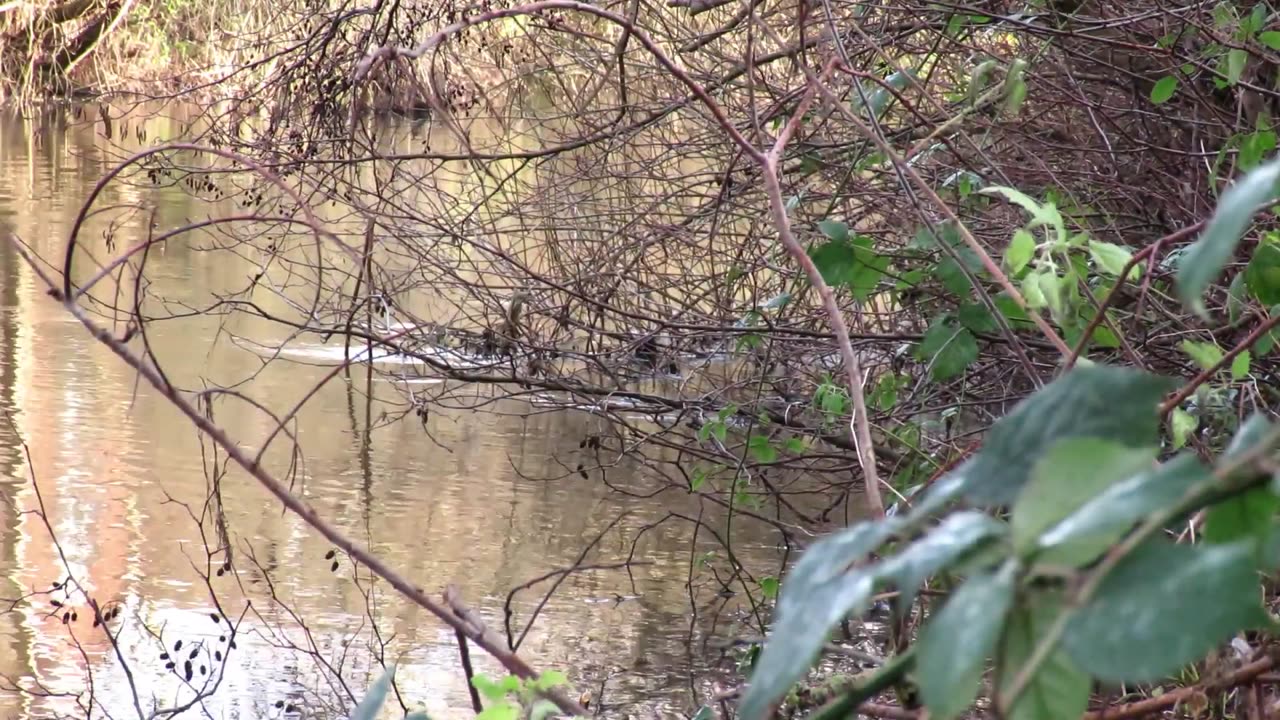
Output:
0,106,789,719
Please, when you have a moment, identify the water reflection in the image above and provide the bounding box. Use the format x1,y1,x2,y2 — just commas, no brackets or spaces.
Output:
0,106,784,719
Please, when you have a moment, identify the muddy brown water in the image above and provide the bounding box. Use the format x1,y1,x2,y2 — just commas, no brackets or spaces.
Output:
0,106,799,719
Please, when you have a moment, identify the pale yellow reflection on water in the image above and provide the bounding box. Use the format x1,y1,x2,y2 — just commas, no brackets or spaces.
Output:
0,107,784,719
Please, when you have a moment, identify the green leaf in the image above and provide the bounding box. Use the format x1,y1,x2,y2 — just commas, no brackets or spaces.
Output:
472,675,512,703
1006,228,1036,273
1205,487,1280,544
692,706,715,720
994,293,1035,327
958,303,997,333
1232,349,1253,379
476,703,520,720
1228,272,1249,323
1177,158,1280,317
533,670,569,690
808,234,889,300
869,373,900,410
878,511,1007,613
351,665,397,720
1011,439,1155,562
1087,240,1133,277
1226,47,1248,86
759,576,779,599
1150,75,1178,104
738,520,900,720
1003,74,1028,117
915,316,979,381
997,593,1090,720
936,256,975,296
1063,539,1269,683
1037,271,1064,322
1171,408,1198,449
1226,413,1276,462
1245,236,1280,304
918,562,1018,720
529,700,560,720
818,219,849,242
1181,339,1224,370
1261,30,1280,50
749,435,778,464
1039,453,1209,551
981,186,1066,242
952,365,1174,506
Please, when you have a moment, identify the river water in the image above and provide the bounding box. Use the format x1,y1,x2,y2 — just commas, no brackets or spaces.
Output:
0,106,793,719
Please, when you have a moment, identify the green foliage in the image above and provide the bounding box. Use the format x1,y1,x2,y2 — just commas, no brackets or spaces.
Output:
998,595,1090,720
809,220,889,300
738,358,1280,720
953,365,1173,506
1177,157,1280,317
1061,539,1268,683
1245,233,1280,304
470,671,574,720
917,562,1017,720
915,316,978,380
1150,75,1178,104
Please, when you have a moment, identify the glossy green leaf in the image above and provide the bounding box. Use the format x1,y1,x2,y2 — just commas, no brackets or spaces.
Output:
1012,439,1155,561
918,562,1017,720
997,593,1090,720
1150,75,1178,104
1171,408,1198,449
1006,228,1036,273
1181,339,1224,370
351,665,397,720
878,511,1006,613
1260,30,1280,50
1245,236,1280,305
1064,539,1269,683
952,365,1174,506
1226,413,1276,461
738,520,899,720
915,316,979,381
1087,240,1133,277
1177,158,1280,317
1232,349,1253,379
1039,453,1208,551
1205,487,1280,545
